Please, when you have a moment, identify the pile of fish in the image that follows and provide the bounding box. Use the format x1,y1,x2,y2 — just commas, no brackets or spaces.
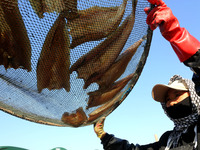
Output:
0,0,147,127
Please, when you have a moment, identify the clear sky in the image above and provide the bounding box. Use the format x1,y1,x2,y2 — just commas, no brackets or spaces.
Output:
0,0,200,150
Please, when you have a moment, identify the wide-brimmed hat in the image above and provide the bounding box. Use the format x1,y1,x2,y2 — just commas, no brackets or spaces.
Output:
152,79,189,103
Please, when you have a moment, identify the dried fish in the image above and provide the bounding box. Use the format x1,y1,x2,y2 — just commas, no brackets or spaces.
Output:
96,36,146,89
37,14,70,92
70,0,137,89
87,73,134,109
29,0,44,18
42,0,65,13
0,0,32,71
61,107,88,127
0,9,12,69
63,0,78,20
29,0,78,19
67,0,128,48
87,92,123,122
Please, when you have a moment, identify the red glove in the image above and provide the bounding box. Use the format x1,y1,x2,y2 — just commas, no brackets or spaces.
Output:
144,0,200,62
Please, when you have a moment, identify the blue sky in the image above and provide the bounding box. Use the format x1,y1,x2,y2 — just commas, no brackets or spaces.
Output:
0,0,200,150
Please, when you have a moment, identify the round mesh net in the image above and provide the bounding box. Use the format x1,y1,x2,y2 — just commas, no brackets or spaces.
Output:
0,0,152,127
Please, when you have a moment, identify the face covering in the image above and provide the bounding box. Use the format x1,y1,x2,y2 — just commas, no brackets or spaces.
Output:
166,97,192,119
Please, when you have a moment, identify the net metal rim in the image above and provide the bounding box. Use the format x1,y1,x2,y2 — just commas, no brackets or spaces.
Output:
0,0,153,127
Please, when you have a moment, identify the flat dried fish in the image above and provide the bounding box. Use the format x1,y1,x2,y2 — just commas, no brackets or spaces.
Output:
87,92,123,122
37,14,70,92
0,7,13,69
96,36,146,89
43,0,65,13
29,0,44,18
61,107,88,127
67,0,128,48
87,73,134,109
29,0,78,19
70,0,137,89
0,0,31,71
63,0,78,20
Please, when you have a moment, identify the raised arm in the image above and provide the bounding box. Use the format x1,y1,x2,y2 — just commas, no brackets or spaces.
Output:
144,0,200,62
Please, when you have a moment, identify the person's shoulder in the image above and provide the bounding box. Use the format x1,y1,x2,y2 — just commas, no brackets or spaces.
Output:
159,130,172,144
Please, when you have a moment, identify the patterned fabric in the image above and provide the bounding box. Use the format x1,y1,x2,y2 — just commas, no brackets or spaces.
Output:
161,75,200,149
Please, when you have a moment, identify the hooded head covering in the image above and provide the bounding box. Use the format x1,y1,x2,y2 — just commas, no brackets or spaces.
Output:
153,75,200,149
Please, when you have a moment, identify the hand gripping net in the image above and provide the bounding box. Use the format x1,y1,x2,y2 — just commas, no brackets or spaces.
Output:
0,0,152,127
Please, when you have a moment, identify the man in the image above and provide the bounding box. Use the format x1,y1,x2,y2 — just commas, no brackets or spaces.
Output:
94,0,200,149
